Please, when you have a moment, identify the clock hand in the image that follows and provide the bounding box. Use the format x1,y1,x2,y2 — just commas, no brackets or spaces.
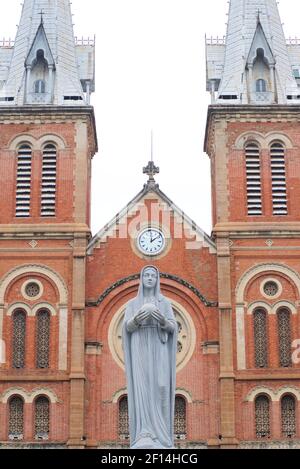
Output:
151,235,161,243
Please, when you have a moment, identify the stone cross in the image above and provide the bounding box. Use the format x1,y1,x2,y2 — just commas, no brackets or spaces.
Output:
143,161,160,182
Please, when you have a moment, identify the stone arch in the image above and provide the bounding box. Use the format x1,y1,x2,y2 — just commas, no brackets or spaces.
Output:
247,301,272,315
236,263,300,370
29,389,58,404
265,132,294,149
8,134,39,151
32,303,57,317
39,134,66,150
0,264,68,305
272,301,297,315
276,387,300,402
1,388,30,404
234,131,265,150
176,388,193,403
236,263,300,303
112,388,127,404
7,302,32,317
245,387,276,402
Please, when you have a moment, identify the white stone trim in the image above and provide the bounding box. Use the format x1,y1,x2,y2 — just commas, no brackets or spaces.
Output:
260,278,282,300
39,134,66,150
271,301,297,315
0,264,68,305
236,264,300,303
234,132,294,150
7,302,32,317
21,279,44,301
112,388,127,404
176,388,193,403
235,263,300,370
245,386,300,402
247,301,272,315
1,387,58,404
32,303,57,317
8,135,38,151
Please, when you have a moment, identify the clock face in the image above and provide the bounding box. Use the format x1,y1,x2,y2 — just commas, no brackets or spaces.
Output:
137,228,165,256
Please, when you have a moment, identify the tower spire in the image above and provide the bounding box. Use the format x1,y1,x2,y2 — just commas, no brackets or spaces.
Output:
206,0,299,105
0,0,95,106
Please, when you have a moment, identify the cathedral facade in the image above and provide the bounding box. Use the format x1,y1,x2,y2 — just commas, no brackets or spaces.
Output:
0,0,300,449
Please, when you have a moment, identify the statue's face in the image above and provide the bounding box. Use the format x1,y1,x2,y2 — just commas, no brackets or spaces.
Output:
142,268,158,289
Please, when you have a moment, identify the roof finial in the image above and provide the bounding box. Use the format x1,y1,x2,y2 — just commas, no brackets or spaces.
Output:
257,8,262,24
39,9,44,24
143,131,160,185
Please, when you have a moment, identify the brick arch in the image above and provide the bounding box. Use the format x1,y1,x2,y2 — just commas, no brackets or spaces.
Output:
234,131,265,150
39,134,66,150
245,387,276,402
0,264,68,371
265,132,294,149
235,263,300,370
8,134,39,151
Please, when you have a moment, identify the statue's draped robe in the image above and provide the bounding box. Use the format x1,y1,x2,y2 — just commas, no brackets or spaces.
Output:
123,268,177,449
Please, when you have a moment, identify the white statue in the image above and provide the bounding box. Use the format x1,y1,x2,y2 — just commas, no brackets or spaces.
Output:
123,265,177,449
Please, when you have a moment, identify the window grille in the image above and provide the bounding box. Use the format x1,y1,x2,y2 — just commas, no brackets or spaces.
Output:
16,145,32,218
263,281,278,297
255,396,270,439
270,143,288,215
36,310,50,369
281,395,296,438
174,396,187,440
256,79,267,92
35,396,50,440
9,396,24,440
119,396,129,440
41,145,57,217
278,309,292,367
13,310,26,369
254,309,268,368
245,143,262,215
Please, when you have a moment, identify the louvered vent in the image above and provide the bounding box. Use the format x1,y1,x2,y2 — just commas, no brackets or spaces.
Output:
270,143,287,215
16,145,32,218
41,145,57,217
245,143,262,215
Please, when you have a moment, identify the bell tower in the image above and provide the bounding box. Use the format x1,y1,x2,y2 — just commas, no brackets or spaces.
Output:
0,0,97,447
205,0,300,448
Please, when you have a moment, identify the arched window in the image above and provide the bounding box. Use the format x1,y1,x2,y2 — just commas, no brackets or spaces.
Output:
277,308,292,368
34,79,46,94
41,144,57,217
270,143,287,215
35,396,50,440
256,79,267,93
254,309,268,368
118,396,129,440
36,310,50,369
8,396,24,440
16,144,32,218
174,396,187,440
245,143,262,215
12,310,26,369
281,395,296,438
255,395,270,439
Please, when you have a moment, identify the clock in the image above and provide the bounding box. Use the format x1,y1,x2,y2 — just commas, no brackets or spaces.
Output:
137,228,165,256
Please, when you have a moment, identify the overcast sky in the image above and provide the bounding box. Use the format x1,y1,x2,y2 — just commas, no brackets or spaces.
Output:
0,0,298,235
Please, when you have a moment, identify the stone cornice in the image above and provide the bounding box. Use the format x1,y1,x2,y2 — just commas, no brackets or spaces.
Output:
204,104,300,154
0,105,98,153
213,222,300,236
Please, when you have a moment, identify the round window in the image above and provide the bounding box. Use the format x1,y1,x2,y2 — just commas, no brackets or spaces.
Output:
25,282,40,298
263,281,279,297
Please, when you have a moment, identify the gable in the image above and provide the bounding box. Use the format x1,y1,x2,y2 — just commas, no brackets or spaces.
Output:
247,21,275,66
25,22,55,68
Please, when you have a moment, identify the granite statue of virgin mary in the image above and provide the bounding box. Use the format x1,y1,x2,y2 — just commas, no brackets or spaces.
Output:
123,265,177,449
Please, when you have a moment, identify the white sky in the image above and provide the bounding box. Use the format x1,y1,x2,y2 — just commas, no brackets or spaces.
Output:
0,0,299,235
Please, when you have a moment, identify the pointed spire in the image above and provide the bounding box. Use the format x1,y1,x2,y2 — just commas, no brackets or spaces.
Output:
0,0,95,106
207,0,299,105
